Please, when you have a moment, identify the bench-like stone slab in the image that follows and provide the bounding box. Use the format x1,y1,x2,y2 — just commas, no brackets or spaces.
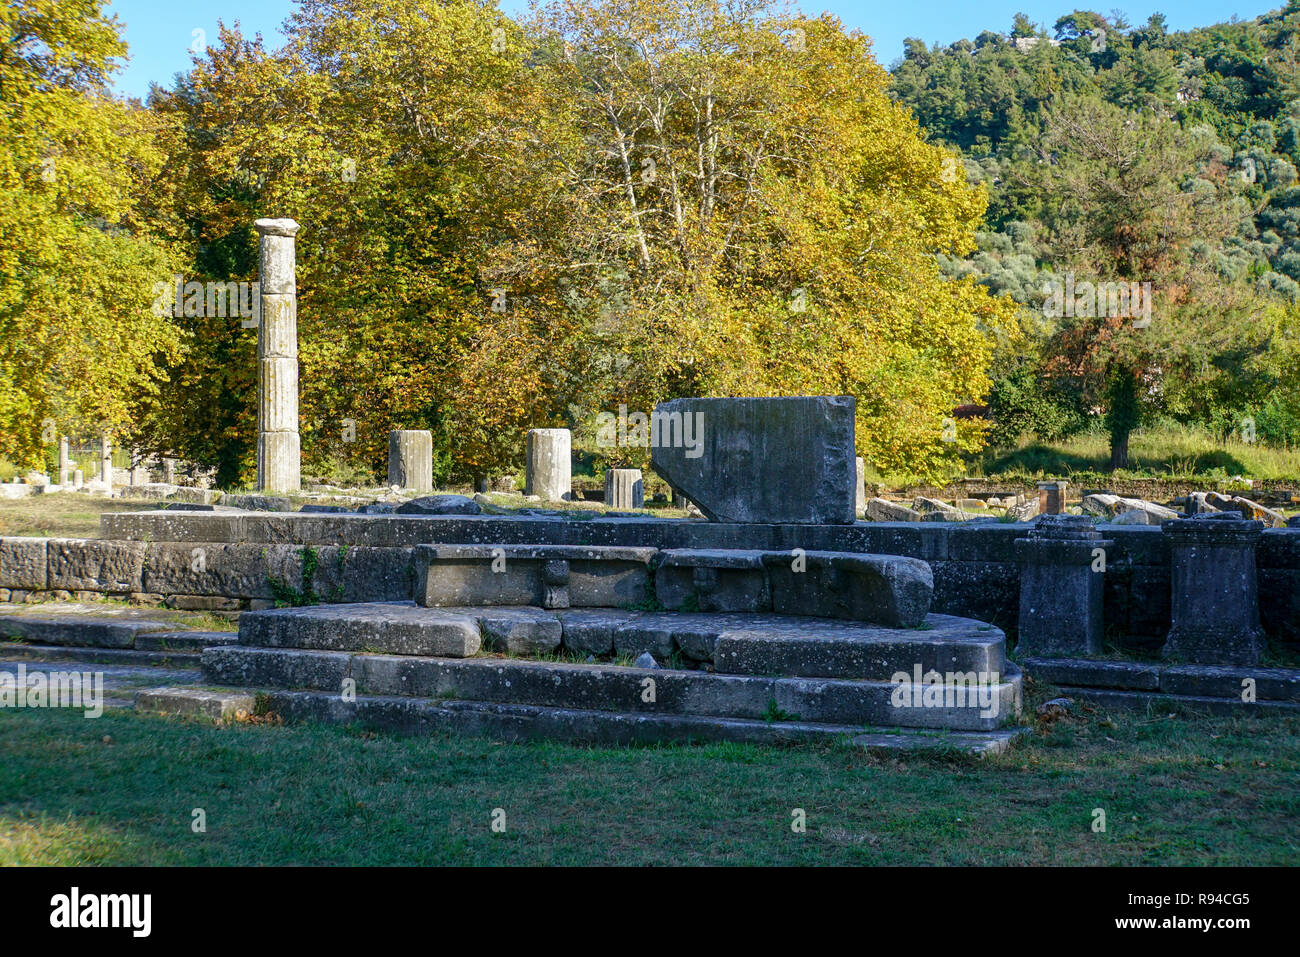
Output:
762,551,932,628
238,602,481,657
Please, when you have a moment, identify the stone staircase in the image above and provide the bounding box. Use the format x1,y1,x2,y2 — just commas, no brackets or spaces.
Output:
140,545,1025,752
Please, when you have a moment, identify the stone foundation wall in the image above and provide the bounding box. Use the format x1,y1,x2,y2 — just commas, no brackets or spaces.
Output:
2,513,1296,650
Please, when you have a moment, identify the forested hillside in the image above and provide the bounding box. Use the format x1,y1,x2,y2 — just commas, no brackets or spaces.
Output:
891,5,1300,466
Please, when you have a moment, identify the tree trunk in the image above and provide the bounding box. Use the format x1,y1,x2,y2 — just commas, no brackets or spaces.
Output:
1105,368,1140,472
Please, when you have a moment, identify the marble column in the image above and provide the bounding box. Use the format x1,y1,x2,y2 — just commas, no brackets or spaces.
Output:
388,430,433,492
525,429,571,501
604,468,644,509
255,218,301,493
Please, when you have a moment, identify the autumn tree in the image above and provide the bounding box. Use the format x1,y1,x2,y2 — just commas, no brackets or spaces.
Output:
0,0,183,469
529,0,1016,479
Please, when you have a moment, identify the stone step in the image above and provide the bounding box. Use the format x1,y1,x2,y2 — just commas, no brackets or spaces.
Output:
138,684,1022,753
133,631,239,652
202,646,1021,730
0,643,200,666
0,612,170,648
711,614,1004,679
239,602,482,657
238,602,1005,680
1052,686,1300,716
1022,657,1300,702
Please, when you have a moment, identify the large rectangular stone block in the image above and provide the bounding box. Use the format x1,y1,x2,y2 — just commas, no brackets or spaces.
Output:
650,396,857,524
48,539,146,592
0,537,48,590
143,542,304,600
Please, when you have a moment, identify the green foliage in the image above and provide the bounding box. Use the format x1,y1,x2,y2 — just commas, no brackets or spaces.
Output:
0,0,185,467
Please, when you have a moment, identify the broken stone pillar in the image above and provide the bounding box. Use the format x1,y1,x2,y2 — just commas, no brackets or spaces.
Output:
58,437,70,486
99,433,113,488
1161,515,1266,665
525,429,571,501
650,395,856,524
1014,514,1111,657
72,469,83,488
855,457,866,516
255,218,301,493
388,430,433,492
604,468,644,509
163,458,176,484
1037,480,1068,515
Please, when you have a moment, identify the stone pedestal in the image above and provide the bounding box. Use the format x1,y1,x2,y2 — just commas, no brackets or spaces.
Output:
1037,480,1068,515
388,430,433,492
1161,515,1266,665
99,433,113,489
255,218,301,493
58,437,70,486
604,468,644,509
1014,514,1111,657
855,457,866,516
525,429,571,501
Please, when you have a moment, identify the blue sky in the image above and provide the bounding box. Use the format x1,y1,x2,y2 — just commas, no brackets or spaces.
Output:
106,0,1284,100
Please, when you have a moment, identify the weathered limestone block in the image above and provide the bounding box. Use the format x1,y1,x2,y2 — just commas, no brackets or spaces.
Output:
761,551,933,628
866,497,922,522
415,544,654,609
654,549,770,612
0,537,49,590
1014,514,1112,657
603,468,644,509
396,494,480,515
1162,516,1267,665
388,430,433,492
48,539,146,592
1036,480,1069,515
142,542,304,600
855,457,867,515
238,601,481,657
712,614,1003,680
525,428,572,501
471,607,564,655
650,395,856,525
309,546,415,603
914,497,969,522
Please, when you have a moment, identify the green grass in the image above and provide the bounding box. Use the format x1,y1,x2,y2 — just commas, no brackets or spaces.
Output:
974,423,1300,482
0,496,163,538
1,684,1296,865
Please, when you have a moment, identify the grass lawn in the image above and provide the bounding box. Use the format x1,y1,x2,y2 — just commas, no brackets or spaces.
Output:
974,424,1300,483
2,681,1296,865
0,496,162,539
